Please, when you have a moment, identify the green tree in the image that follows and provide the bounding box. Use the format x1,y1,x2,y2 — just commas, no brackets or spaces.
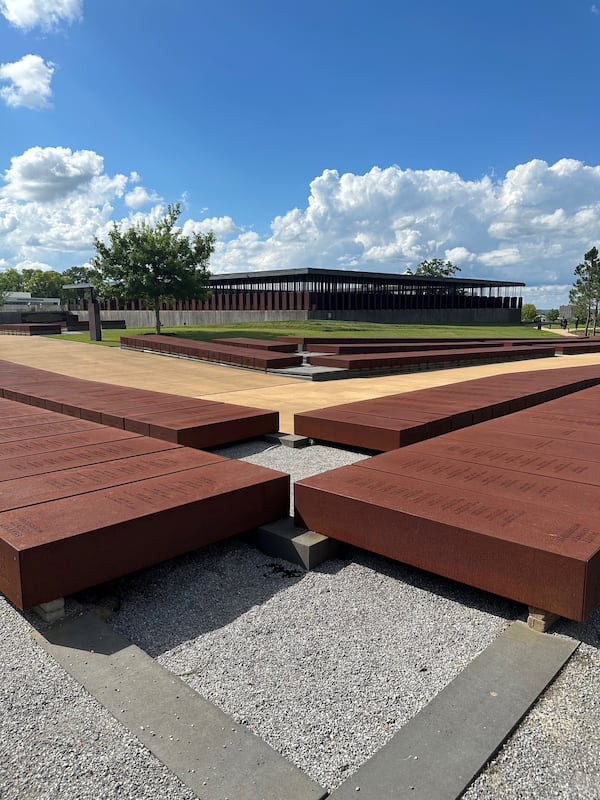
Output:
546,308,559,325
406,258,461,277
521,303,538,322
21,269,65,300
91,204,214,333
569,247,600,336
0,268,25,294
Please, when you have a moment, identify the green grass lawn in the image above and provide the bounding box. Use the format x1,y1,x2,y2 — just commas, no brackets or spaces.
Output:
48,320,559,347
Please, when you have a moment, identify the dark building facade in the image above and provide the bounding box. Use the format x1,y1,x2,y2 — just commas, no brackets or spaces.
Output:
204,268,524,323
88,268,524,325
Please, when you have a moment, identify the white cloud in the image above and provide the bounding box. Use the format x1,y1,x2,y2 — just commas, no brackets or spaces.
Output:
0,0,82,30
0,55,54,110
182,216,243,239
205,159,600,307
0,146,131,270
15,258,53,271
2,152,600,307
124,185,161,209
2,146,123,201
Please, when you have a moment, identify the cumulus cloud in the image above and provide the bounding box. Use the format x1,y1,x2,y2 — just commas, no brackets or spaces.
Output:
0,54,54,110
182,216,243,239
124,185,161,209
0,0,82,30
0,146,131,269
205,160,600,306
2,146,124,201
15,258,53,272
2,150,600,307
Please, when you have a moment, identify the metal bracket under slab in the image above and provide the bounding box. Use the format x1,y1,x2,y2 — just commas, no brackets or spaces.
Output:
245,517,341,570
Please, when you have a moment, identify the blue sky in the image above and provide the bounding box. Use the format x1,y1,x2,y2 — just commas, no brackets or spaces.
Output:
1,0,600,307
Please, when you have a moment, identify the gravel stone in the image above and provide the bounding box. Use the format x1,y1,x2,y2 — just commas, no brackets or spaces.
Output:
1,439,596,798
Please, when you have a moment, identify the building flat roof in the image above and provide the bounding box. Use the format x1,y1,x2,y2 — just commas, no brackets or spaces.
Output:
210,267,525,289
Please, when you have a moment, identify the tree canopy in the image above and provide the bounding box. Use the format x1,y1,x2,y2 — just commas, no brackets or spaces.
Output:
521,303,538,323
91,203,214,333
405,258,461,278
569,246,600,336
0,267,66,300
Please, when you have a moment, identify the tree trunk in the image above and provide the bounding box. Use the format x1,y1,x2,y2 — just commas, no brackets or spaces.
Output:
154,301,161,335
585,305,591,337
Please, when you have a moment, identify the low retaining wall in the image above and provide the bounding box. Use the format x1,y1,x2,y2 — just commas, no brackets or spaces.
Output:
74,308,521,327
76,310,309,326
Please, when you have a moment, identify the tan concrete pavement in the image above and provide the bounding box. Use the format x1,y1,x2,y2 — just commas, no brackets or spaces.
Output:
2,336,600,433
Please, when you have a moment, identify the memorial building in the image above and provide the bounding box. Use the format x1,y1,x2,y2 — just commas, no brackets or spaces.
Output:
92,267,525,326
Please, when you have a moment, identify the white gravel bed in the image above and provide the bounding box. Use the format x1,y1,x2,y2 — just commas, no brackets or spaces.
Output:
1,439,597,798
113,542,515,791
212,440,371,515
464,611,600,800
0,599,196,800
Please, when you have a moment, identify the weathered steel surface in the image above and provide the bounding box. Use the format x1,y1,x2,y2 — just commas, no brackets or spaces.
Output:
295,463,599,620
295,365,600,450
0,360,279,447
0,428,139,460
0,459,289,610
416,437,600,487
121,334,303,369
211,337,299,352
295,378,600,620
0,449,225,512
0,417,97,443
0,436,180,481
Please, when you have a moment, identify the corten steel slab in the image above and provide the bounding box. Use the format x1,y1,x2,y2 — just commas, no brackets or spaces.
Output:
0,459,289,609
0,323,63,335
306,341,507,354
0,408,56,424
415,437,600,487
0,417,98,444
100,399,220,429
358,449,600,516
121,335,303,369
556,341,600,353
0,437,181,481
147,407,279,448
211,337,299,352
295,408,430,450
0,449,226,512
0,428,140,461
295,367,600,450
447,426,600,464
509,408,600,435
0,361,280,447
294,464,600,620
467,415,600,447
308,346,555,370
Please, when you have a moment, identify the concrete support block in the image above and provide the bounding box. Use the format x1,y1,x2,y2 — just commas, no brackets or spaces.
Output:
527,606,561,633
245,517,341,570
262,432,311,447
33,598,65,623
